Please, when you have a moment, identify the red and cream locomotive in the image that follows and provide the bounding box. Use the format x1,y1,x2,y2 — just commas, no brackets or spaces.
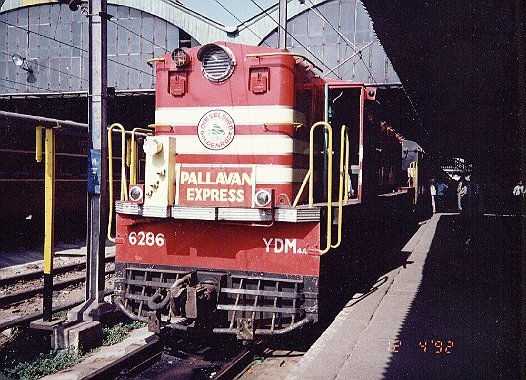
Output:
112,42,414,339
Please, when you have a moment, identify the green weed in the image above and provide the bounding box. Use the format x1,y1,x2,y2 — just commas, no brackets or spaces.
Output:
102,321,146,346
4,350,82,380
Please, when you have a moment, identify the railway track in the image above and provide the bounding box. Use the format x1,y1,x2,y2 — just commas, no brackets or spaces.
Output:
0,254,115,288
0,289,114,332
0,255,115,332
0,266,114,308
1,255,309,379
87,332,263,380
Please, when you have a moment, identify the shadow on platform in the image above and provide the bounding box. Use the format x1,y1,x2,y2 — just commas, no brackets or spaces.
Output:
382,215,522,379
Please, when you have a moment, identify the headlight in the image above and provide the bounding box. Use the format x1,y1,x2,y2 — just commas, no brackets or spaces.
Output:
197,44,236,82
128,185,144,204
255,189,272,208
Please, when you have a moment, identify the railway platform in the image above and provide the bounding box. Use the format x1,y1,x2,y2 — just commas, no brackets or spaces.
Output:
286,213,523,379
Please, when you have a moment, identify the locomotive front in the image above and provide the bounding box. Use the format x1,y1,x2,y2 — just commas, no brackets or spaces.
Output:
113,42,326,339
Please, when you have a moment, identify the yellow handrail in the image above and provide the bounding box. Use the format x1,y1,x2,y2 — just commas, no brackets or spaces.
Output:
125,137,131,168
292,122,336,253
331,125,349,249
292,169,311,207
310,122,333,254
408,161,418,204
413,161,419,204
408,161,414,187
129,128,151,185
107,123,128,242
146,57,165,67
344,128,350,203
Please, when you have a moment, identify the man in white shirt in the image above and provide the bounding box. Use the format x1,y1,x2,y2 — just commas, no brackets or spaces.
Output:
430,180,437,213
512,180,524,196
512,180,524,216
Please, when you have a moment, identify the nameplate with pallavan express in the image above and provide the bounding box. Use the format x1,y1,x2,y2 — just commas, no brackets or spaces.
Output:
175,165,255,207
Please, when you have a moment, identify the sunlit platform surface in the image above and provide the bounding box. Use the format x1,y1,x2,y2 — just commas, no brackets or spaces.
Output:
288,213,523,379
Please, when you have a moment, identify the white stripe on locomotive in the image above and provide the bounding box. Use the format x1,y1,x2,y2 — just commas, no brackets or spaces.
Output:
164,135,311,155
155,105,306,127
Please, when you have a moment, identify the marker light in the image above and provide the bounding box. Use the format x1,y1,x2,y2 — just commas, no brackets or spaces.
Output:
171,48,191,68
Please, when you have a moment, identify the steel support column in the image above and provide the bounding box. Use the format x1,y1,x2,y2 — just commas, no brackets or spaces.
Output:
278,0,287,49
69,0,111,322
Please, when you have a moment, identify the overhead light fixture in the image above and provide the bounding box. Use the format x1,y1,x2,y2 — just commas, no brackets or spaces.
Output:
12,54,33,74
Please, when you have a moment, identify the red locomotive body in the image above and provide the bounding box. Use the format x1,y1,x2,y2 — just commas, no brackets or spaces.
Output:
113,42,412,339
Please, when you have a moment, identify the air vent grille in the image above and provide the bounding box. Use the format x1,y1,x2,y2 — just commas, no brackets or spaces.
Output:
200,46,235,82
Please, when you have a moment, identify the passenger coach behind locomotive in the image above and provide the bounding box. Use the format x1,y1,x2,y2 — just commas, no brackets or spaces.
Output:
113,42,414,339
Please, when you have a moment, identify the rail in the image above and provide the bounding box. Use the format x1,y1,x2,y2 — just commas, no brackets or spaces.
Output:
1,290,114,333
0,268,115,307
0,254,115,287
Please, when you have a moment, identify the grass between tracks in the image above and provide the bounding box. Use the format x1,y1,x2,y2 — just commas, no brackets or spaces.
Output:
0,320,145,379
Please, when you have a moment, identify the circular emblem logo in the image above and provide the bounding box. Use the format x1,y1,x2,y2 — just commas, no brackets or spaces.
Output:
197,110,235,150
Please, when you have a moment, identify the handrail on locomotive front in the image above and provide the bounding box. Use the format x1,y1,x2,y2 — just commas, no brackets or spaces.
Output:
146,57,166,67
408,161,419,204
107,124,152,242
331,125,350,250
107,123,128,243
292,121,333,255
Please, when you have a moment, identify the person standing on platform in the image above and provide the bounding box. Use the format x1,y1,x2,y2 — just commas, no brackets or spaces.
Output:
430,179,437,214
436,181,449,211
460,175,472,212
512,180,524,196
457,176,467,211
512,180,524,215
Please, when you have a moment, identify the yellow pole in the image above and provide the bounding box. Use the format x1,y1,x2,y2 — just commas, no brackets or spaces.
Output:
43,127,55,321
